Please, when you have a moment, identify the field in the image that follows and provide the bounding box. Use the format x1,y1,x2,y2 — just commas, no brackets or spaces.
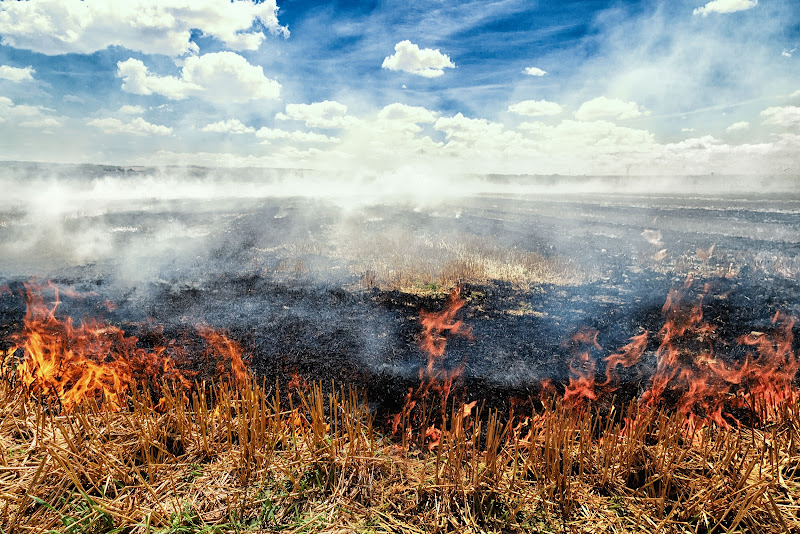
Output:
1,165,799,532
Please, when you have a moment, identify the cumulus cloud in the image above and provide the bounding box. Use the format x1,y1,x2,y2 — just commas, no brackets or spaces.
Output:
201,119,255,134
790,90,800,98
256,127,339,144
761,106,800,127
523,67,547,76
508,99,563,117
275,100,357,129
118,105,146,115
381,40,455,78
0,96,61,127
519,119,656,153
377,103,437,123
726,121,750,132
0,0,288,57
376,103,437,133
434,113,506,142
693,0,758,17
0,65,34,82
117,58,198,99
574,96,649,121
117,52,281,103
87,117,172,136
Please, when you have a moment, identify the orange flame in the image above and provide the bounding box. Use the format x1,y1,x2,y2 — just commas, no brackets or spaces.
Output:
393,288,472,446
601,331,649,388
563,328,602,404
198,325,249,387
5,282,250,412
543,276,799,430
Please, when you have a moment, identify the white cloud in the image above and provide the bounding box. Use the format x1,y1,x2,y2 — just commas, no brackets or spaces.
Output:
574,96,649,121
726,121,750,132
118,105,146,115
761,106,800,128
682,127,695,132
783,48,797,58
63,94,85,104
0,96,61,127
508,99,563,117
523,67,547,76
201,119,255,134
275,100,357,129
256,127,338,144
519,119,656,154
117,52,281,103
0,0,288,57
182,52,280,102
792,90,800,98
87,117,172,136
19,117,62,128
376,103,437,132
381,40,455,78
117,58,197,99
693,0,758,17
377,103,437,123
0,65,34,82
434,113,507,143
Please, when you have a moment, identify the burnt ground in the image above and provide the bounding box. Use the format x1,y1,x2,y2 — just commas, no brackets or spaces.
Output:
2,183,800,423
1,266,798,422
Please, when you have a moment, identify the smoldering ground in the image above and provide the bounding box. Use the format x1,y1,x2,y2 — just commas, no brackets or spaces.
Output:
1,161,799,413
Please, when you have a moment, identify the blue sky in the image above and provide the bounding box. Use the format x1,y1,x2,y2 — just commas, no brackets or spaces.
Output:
0,0,798,175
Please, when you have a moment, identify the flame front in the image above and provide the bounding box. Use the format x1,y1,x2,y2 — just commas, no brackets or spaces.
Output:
552,277,799,429
4,282,249,413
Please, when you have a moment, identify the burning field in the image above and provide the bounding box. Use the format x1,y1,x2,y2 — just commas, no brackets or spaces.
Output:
1,165,800,533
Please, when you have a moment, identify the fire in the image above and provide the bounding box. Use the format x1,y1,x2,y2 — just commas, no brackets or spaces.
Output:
393,288,473,448
3,281,250,413
198,325,249,387
545,276,799,430
562,328,602,404
601,331,649,388
287,369,309,391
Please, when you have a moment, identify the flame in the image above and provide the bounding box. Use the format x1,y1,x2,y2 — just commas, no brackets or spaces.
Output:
563,328,602,404
731,312,799,418
393,288,472,447
198,325,249,387
543,276,799,430
287,369,309,391
4,282,250,412
601,331,649,388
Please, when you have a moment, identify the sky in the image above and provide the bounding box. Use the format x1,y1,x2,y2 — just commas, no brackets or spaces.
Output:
0,0,798,176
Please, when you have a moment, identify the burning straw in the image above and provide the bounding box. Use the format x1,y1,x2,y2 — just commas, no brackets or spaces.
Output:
1,280,799,533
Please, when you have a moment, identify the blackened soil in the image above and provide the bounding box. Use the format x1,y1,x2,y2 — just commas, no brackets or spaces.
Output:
2,266,798,424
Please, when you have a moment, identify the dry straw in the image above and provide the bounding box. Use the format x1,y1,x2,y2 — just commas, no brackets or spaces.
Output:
1,373,799,533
